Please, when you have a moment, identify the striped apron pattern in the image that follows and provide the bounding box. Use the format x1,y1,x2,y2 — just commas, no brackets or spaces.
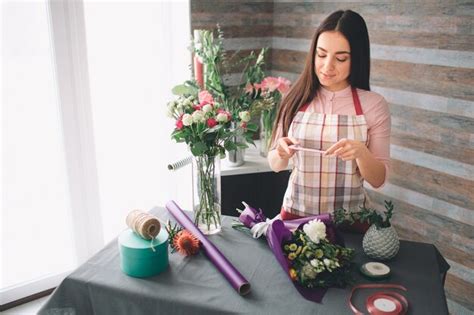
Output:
282,87,369,215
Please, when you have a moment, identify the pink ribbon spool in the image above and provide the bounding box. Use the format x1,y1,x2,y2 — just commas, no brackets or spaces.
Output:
349,284,408,315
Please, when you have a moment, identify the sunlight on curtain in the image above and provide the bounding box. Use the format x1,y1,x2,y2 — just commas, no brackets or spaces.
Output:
1,1,75,289
83,1,192,242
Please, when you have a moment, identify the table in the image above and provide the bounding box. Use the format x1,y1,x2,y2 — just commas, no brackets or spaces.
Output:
39,207,450,315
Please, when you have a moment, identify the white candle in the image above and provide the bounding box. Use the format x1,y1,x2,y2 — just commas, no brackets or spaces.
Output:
193,29,202,50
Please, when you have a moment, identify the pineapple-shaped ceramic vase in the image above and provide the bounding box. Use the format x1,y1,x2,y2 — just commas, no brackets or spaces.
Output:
362,224,400,260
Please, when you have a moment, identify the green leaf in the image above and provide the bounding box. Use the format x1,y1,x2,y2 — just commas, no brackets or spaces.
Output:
224,140,237,151
171,130,184,138
172,84,197,96
236,142,248,149
246,122,258,132
219,147,226,159
190,142,207,156
205,125,222,134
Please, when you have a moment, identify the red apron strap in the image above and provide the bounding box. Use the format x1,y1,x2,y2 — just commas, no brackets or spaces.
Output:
299,103,311,112
351,87,363,115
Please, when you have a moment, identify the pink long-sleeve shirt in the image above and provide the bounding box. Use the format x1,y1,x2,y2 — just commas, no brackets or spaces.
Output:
271,85,391,187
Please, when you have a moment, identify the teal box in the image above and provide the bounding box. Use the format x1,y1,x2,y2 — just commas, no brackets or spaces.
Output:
118,228,169,278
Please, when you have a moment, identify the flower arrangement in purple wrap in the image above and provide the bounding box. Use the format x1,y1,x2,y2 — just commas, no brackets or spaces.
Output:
234,202,355,303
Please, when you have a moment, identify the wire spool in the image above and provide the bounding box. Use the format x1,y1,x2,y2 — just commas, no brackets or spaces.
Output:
167,156,193,171
360,262,391,280
126,210,161,240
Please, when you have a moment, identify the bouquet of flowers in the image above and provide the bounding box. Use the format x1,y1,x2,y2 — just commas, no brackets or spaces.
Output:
168,84,249,157
235,202,354,302
168,82,252,233
284,219,354,289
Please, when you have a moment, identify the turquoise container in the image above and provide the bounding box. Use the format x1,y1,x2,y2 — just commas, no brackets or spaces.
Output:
118,228,169,278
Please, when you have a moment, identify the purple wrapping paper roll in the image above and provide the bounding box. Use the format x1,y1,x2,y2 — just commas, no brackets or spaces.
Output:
165,200,251,296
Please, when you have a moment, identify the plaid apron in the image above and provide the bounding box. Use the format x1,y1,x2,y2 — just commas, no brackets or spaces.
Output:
282,87,368,215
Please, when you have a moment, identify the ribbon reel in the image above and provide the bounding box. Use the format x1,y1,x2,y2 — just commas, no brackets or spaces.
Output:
349,284,408,315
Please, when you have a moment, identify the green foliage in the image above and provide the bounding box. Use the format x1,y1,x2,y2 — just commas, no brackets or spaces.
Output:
192,26,268,137
165,220,183,253
334,200,395,229
168,26,290,156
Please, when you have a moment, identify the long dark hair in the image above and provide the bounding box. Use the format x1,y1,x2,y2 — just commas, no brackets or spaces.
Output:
271,10,371,143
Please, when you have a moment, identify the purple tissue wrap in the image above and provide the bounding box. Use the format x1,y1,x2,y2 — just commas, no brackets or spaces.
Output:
239,204,342,303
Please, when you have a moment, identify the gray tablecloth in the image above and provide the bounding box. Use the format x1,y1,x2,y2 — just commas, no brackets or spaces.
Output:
39,207,450,315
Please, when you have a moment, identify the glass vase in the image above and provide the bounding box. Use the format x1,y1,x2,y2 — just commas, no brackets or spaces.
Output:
192,154,221,235
259,109,275,157
227,121,245,167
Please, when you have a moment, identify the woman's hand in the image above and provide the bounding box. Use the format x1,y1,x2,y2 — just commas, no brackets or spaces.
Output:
324,138,369,161
276,137,299,160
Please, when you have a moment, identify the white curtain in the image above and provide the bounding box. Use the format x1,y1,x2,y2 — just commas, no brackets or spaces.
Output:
1,0,191,304
83,0,192,243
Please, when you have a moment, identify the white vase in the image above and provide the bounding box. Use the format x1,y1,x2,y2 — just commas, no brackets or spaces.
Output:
362,225,400,260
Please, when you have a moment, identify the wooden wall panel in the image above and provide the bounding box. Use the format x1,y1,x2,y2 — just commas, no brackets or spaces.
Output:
191,1,474,313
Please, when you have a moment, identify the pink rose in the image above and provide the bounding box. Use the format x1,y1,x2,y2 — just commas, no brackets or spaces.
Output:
207,118,217,128
261,77,280,93
198,90,214,105
245,83,263,94
277,77,291,94
240,122,247,129
176,119,184,130
193,104,202,111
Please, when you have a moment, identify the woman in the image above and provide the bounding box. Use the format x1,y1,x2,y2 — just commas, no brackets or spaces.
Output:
268,10,390,220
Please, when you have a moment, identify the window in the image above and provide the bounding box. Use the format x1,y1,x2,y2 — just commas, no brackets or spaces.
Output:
2,0,76,303
2,0,191,304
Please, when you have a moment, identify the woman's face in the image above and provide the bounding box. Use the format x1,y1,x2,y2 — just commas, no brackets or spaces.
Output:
314,31,351,91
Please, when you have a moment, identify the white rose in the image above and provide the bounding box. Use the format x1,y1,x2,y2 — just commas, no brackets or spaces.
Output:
302,263,317,279
302,219,327,244
202,104,213,113
310,259,319,268
216,112,228,123
238,111,251,122
182,99,193,108
182,114,193,126
192,110,205,123
167,100,176,109
323,258,331,267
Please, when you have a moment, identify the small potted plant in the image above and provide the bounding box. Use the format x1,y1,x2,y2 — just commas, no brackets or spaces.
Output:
334,201,399,260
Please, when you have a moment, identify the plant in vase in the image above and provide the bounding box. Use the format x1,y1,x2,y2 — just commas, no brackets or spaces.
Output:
246,76,291,157
192,27,270,165
167,82,249,234
334,200,399,260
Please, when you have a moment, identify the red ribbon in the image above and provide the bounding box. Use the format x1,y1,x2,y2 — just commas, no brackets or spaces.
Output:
349,284,408,315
